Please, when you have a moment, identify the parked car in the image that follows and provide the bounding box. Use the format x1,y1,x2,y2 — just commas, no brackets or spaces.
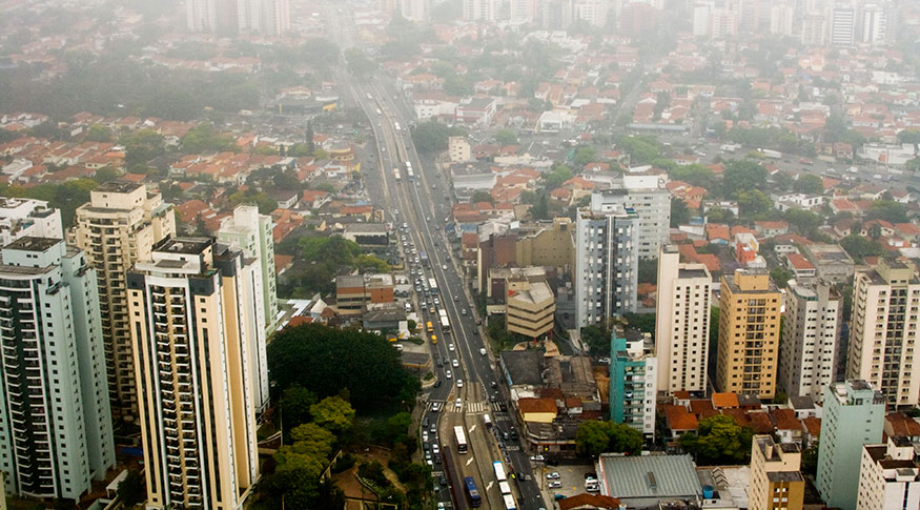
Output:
548,481,562,489
546,472,560,480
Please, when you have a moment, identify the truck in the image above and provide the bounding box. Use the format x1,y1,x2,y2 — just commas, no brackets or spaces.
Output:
419,250,429,267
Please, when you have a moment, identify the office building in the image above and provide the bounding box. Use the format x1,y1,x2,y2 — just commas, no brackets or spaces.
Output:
590,176,670,259
507,278,555,340
769,3,795,37
716,268,782,399
187,0,218,32
860,3,889,45
574,203,638,329
857,438,920,510
780,281,841,404
846,259,920,407
610,326,657,438
801,12,827,45
750,436,805,510
73,181,176,419
817,380,886,510
0,238,114,500
0,198,62,246
655,245,712,395
128,237,260,509
237,0,290,35
830,2,857,46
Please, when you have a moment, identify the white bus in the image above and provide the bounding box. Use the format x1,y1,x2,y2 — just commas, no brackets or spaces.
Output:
483,414,492,429
454,426,468,454
502,494,517,510
428,278,438,294
492,461,507,482
498,481,512,495
439,308,451,332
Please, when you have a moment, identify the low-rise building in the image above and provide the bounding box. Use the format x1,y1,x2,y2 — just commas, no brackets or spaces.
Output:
803,243,856,283
597,454,702,508
335,273,395,314
342,223,389,246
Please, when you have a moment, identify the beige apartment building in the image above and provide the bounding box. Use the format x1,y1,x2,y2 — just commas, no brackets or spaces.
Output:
655,245,712,395
128,237,259,509
716,268,782,399
507,277,555,339
750,435,805,510
847,258,920,407
72,181,175,418
515,217,575,270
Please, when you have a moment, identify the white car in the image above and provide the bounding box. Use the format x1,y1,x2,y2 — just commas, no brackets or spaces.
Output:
456,380,463,388
422,431,429,442
442,264,448,270
548,481,562,489
455,398,463,409
448,343,455,352
452,359,459,368
432,444,440,454
445,370,452,379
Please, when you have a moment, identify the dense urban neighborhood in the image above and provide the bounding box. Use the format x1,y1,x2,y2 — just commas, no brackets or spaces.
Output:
5,0,920,509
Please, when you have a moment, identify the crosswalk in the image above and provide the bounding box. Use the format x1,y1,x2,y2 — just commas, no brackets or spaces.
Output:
437,401,508,414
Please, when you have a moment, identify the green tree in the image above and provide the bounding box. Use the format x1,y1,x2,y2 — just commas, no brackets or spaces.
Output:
670,164,715,190
575,421,643,457
310,396,356,435
736,189,773,217
619,135,660,165
495,129,517,145
280,385,317,430
92,166,121,183
722,160,767,197
784,209,822,237
85,124,112,142
866,200,908,224
573,145,598,166
530,192,550,220
581,325,610,355
116,469,146,506
680,415,754,464
180,123,238,153
770,267,793,288
906,157,920,173
385,412,413,443
897,130,920,144
544,163,573,190
121,129,166,167
671,197,690,227
840,235,883,263
411,121,466,153
289,423,337,459
792,174,824,194
267,324,420,411
470,190,495,205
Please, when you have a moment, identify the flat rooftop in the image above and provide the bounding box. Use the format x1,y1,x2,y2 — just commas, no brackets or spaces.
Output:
4,236,60,252
94,180,143,193
154,237,213,255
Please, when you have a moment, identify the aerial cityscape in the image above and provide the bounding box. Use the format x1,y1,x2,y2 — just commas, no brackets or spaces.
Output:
2,0,920,509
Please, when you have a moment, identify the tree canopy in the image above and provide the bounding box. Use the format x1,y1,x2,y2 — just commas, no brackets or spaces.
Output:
411,121,467,153
267,324,420,411
575,421,644,457
679,415,754,464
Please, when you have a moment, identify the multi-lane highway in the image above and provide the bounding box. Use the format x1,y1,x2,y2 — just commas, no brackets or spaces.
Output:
323,4,546,508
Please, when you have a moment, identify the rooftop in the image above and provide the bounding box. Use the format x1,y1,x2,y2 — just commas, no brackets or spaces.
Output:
154,237,213,255
598,453,702,499
500,350,545,387
94,180,143,193
4,236,60,252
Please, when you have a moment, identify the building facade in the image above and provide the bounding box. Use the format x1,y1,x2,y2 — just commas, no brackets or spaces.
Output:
716,268,782,399
127,237,260,509
217,205,277,331
780,281,841,404
589,176,670,259
507,279,555,340
750,435,805,510
655,245,712,395
857,439,920,510
574,203,638,329
0,238,114,500
0,198,62,246
846,259,920,407
609,327,657,439
73,181,176,419
817,380,886,510
237,0,290,35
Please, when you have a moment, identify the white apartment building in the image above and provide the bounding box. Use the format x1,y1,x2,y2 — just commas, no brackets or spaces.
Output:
857,439,920,510
128,238,260,509
0,237,114,500
573,0,608,28
860,4,889,45
237,0,290,35
463,0,500,22
72,181,175,419
399,0,430,22
574,203,638,329
510,0,537,23
655,245,712,395
218,205,275,413
590,176,670,259
830,3,857,46
780,281,842,404
187,0,218,32
0,198,62,246
846,259,920,407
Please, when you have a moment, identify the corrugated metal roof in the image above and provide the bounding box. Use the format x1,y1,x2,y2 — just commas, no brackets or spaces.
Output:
599,454,701,499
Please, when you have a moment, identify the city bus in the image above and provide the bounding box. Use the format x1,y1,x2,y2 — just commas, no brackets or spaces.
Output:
428,278,438,294
483,414,492,429
454,426,468,454
464,476,482,508
492,460,507,482
393,167,401,182
502,493,517,510
439,309,451,333
419,250,429,267
404,161,414,181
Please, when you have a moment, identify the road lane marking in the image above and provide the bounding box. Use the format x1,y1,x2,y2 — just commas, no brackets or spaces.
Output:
486,482,493,491
466,457,474,466
469,425,476,433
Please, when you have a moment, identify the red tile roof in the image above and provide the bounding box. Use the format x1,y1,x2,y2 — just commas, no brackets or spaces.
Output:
518,397,558,415
712,392,739,408
663,404,698,431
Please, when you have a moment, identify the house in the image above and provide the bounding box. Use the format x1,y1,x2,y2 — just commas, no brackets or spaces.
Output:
786,253,817,281
754,221,789,238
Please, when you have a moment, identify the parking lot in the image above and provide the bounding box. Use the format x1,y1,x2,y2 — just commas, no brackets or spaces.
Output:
537,462,598,503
